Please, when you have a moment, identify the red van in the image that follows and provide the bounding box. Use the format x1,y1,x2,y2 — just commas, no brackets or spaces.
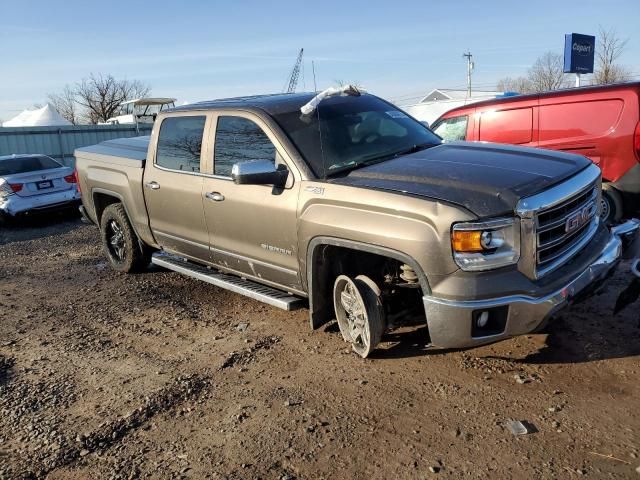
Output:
431,82,640,223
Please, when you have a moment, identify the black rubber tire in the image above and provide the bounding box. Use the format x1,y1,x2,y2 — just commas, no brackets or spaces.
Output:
333,274,386,358
0,211,7,228
601,184,624,225
100,203,150,273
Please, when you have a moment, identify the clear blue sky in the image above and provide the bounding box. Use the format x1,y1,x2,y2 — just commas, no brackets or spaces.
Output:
1,0,638,120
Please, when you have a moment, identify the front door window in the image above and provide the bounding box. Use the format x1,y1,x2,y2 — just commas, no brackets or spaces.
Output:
213,116,276,177
432,115,468,142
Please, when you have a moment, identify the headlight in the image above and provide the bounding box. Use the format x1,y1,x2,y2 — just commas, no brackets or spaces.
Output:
451,218,519,271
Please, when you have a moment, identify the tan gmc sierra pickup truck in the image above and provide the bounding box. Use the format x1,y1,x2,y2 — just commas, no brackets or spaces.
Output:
75,89,640,357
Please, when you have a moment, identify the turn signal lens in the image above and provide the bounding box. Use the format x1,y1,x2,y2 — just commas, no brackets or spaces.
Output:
9,183,23,193
452,230,483,252
451,218,519,272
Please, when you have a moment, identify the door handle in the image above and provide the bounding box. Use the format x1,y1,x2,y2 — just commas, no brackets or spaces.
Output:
144,181,160,190
205,192,225,202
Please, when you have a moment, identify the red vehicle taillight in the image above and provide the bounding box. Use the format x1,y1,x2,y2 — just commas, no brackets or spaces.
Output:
634,121,640,161
9,183,23,193
65,170,81,192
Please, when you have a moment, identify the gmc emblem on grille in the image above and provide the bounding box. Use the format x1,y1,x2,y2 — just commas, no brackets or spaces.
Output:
565,201,596,234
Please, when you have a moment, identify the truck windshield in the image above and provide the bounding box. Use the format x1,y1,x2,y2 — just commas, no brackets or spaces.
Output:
271,95,441,178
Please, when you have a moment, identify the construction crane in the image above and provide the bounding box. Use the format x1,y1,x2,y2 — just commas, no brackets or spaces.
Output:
284,48,304,93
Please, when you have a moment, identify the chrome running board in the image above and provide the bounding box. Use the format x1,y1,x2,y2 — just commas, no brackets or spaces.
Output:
151,253,305,311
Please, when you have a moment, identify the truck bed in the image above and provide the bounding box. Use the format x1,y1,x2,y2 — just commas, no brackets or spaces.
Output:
74,136,150,166
74,136,153,243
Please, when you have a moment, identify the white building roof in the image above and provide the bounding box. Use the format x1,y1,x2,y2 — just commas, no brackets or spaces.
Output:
402,89,504,125
419,88,502,103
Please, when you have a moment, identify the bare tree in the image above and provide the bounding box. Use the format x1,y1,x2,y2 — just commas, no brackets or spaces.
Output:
47,74,151,124
75,74,150,124
527,52,568,92
496,52,569,94
48,85,79,125
496,76,534,94
594,27,632,84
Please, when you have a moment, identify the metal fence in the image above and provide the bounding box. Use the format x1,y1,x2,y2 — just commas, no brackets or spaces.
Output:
0,124,153,167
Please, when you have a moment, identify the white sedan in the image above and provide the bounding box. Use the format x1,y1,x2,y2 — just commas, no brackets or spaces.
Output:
0,154,81,225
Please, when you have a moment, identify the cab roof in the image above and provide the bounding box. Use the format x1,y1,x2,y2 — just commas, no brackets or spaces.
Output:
169,92,318,116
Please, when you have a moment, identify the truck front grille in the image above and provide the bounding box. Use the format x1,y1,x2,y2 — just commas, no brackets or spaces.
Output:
535,182,599,276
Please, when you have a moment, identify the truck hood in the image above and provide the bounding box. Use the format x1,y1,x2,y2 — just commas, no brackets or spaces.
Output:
330,142,592,217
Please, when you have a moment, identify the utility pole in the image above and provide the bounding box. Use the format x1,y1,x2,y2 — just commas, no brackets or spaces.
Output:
463,51,474,97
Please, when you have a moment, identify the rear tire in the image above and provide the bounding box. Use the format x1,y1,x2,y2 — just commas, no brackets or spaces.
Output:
601,184,623,225
100,203,150,273
0,211,7,228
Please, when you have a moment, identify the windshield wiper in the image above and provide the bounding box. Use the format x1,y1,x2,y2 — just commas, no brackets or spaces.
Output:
350,142,436,168
326,143,437,178
388,142,437,158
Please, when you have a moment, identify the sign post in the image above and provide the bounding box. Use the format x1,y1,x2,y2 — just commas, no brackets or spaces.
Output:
564,33,596,87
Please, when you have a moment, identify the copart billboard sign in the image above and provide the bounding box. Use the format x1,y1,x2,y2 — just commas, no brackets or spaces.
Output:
564,33,596,74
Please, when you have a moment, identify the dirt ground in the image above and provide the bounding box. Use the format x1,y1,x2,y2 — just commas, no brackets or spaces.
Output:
1,216,639,480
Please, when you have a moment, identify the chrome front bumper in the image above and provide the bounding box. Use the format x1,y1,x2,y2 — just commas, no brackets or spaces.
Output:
423,219,640,349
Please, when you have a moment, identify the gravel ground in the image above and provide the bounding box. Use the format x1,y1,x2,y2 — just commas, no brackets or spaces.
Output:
1,216,640,479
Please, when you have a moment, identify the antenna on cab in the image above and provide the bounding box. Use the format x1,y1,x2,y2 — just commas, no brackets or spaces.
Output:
311,60,326,178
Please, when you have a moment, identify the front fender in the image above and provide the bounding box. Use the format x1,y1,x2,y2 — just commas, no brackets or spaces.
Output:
297,183,475,291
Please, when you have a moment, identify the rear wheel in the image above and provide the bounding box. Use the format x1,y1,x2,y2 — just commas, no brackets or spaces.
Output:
100,203,150,273
333,275,386,358
601,184,623,225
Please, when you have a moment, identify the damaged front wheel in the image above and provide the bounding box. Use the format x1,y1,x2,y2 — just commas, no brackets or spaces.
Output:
333,275,386,358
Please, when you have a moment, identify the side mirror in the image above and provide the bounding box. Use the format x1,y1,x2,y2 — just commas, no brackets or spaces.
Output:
420,121,430,129
231,160,288,186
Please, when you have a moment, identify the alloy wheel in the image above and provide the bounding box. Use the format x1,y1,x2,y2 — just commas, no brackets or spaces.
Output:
334,275,372,356
107,219,126,262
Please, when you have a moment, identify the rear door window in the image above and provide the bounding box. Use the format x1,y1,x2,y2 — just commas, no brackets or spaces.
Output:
155,116,206,172
432,116,468,141
214,116,276,177
479,108,533,144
